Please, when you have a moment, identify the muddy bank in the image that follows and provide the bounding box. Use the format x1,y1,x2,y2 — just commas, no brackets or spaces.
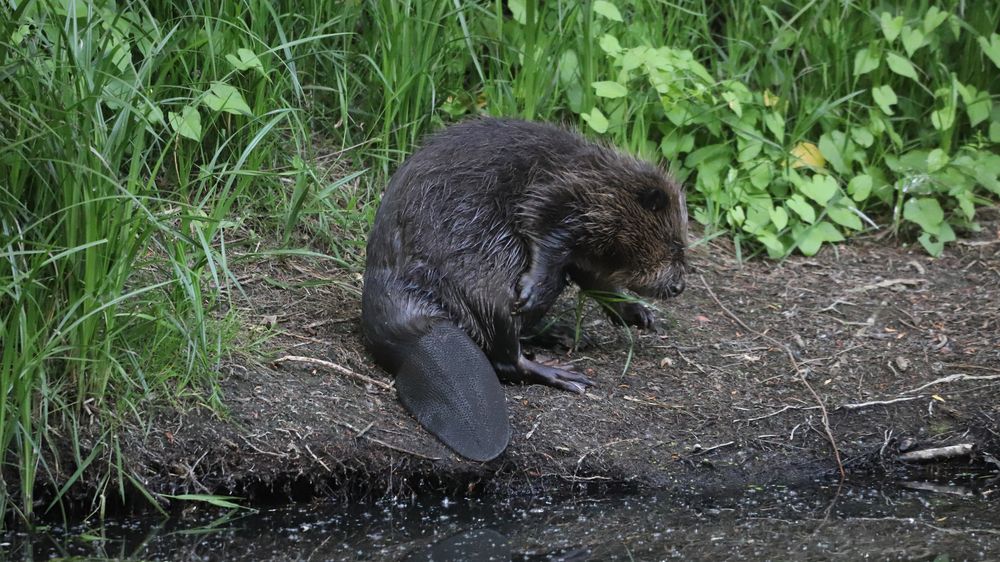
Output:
71,214,1000,509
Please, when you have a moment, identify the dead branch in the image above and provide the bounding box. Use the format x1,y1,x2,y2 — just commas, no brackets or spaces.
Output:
736,404,819,423
845,278,926,293
690,441,735,456
903,373,1000,394
799,374,846,481
837,396,924,410
898,443,974,462
274,354,394,391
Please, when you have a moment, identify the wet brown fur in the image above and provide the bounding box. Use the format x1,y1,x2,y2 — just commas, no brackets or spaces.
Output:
360,117,687,460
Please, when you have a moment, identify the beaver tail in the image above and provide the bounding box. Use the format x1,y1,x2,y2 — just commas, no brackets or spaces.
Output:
361,270,511,462
396,322,511,461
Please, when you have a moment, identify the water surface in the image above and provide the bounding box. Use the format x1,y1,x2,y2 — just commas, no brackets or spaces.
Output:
5,472,999,560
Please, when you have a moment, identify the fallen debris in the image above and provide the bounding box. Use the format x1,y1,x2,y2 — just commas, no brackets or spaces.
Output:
898,444,975,463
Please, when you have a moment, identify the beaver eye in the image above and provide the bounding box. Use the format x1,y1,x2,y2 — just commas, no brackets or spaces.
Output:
637,187,669,212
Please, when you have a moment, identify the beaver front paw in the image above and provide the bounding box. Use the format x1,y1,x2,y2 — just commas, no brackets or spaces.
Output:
512,273,540,316
608,301,657,330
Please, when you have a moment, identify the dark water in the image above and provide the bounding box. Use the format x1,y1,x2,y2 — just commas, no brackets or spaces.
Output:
4,473,999,561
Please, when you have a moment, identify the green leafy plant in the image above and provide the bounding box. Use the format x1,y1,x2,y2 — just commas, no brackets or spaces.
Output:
571,1,998,257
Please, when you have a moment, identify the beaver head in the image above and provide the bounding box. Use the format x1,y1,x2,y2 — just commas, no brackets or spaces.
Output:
574,158,688,300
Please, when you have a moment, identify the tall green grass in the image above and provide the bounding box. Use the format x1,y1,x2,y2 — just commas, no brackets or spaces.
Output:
0,0,356,520
1,0,998,522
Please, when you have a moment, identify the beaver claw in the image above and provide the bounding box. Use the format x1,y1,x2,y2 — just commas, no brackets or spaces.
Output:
512,277,538,315
610,302,657,330
514,356,594,394
513,272,550,317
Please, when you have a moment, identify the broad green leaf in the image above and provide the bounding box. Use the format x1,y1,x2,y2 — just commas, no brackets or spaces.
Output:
923,6,948,34
744,204,772,233
900,27,925,57
749,161,772,189
872,85,898,115
621,46,650,72
53,0,89,16
11,24,29,45
850,126,874,148
798,221,844,256
560,52,583,112
799,174,838,205
827,202,863,230
787,194,816,224
144,104,165,127
947,13,961,39
508,0,526,24
956,191,975,220
203,82,252,116
931,103,956,131
769,206,788,230
992,121,1000,143
599,34,621,55
685,143,731,169
853,47,880,76
978,33,1000,69
926,148,948,173
738,138,762,162
592,81,627,98
659,131,694,158
109,42,134,74
879,12,903,42
818,133,848,175
773,29,797,50
917,233,943,256
918,222,955,257
728,206,745,227
722,91,742,117
848,174,873,202
559,49,579,83
594,0,623,22
886,52,918,80
958,85,992,127
581,107,608,133
764,112,784,141
903,197,944,233
868,111,886,134
168,106,202,141
226,48,265,75
757,231,787,258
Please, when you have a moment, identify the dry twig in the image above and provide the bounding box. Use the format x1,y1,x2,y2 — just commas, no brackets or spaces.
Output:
845,278,926,293
837,396,924,410
903,373,1000,394
274,354,394,391
898,443,974,462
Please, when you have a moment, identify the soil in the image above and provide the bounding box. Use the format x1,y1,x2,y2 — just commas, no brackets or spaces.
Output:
99,210,1000,508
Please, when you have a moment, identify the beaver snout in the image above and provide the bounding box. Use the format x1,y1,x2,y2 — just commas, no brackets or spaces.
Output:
666,278,685,297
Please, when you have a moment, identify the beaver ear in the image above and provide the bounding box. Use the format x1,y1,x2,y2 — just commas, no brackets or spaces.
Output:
637,188,669,212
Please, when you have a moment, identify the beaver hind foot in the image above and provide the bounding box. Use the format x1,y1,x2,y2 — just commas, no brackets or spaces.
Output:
395,322,511,462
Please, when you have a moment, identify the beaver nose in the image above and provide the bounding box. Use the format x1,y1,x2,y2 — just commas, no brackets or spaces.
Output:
667,279,685,297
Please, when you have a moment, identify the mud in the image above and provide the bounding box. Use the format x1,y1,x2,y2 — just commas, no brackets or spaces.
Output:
64,210,1000,510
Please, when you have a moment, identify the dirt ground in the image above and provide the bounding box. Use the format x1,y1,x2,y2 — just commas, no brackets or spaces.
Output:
112,210,1000,507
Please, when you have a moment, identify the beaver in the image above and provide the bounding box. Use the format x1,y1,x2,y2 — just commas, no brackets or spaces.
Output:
361,118,687,461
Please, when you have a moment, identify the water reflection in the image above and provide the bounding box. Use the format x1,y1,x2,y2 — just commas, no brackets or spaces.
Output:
4,472,999,561
401,528,509,561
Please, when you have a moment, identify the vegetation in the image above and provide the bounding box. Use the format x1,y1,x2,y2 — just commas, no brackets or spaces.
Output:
0,0,997,521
